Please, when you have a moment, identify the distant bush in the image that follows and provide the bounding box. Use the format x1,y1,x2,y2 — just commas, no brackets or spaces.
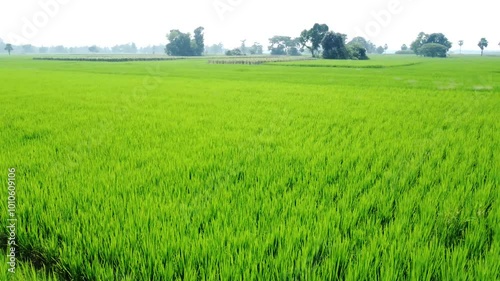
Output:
395,50,415,55
287,47,301,56
418,43,448,58
322,32,350,60
225,49,244,56
270,48,286,56
322,32,369,60
347,43,369,60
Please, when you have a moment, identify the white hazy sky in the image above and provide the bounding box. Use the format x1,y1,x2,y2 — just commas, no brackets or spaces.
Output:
1,0,498,51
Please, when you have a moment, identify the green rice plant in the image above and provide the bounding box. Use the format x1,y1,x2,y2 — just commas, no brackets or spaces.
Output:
0,55,498,280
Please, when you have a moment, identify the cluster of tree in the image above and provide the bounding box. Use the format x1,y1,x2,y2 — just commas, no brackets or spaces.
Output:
304,24,374,60
235,40,264,55
248,42,264,55
139,45,166,54
88,43,138,54
346,37,380,54
263,24,383,60
0,38,164,55
205,43,225,55
2,44,71,54
373,44,389,54
321,32,350,59
347,40,372,59
268,36,301,56
410,32,452,57
298,23,329,57
319,32,370,60
222,41,264,56
400,37,497,57
225,48,244,56
300,24,390,59
459,39,494,56
395,44,415,55
165,27,204,56
88,44,164,54
111,43,138,54
239,40,248,55
4,30,499,58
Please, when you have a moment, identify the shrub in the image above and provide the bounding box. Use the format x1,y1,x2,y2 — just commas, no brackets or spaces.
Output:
347,43,369,60
418,43,448,58
225,49,244,56
395,50,416,55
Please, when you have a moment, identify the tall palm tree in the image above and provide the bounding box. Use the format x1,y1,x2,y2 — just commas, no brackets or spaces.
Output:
458,40,464,54
4,44,13,55
478,38,488,56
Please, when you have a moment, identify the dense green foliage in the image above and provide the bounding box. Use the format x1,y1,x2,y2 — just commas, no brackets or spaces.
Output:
165,27,205,56
478,38,489,56
1,55,499,280
299,23,330,58
225,48,243,56
4,43,13,55
322,33,368,60
264,25,370,59
418,43,449,58
266,36,301,56
348,37,377,54
165,30,192,56
268,36,301,56
88,45,99,53
249,43,264,55
192,27,205,57
346,43,369,60
411,32,452,57
321,32,349,60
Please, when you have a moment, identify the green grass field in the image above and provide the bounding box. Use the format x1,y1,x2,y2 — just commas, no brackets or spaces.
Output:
1,55,499,280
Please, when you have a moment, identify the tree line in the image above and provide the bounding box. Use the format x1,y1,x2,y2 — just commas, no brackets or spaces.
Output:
166,25,499,59
395,34,493,57
167,24,380,60
2,29,498,58
0,38,164,55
